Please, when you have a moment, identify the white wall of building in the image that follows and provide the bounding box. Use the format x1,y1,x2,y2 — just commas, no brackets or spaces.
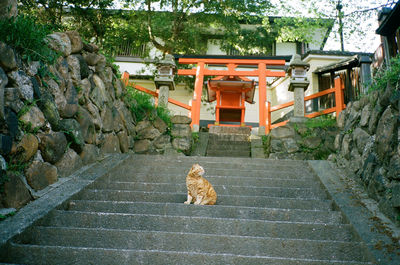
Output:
207,40,226,55
304,54,353,95
114,24,346,128
116,61,156,76
275,42,297,56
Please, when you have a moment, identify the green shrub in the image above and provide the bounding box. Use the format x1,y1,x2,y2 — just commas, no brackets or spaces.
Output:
369,55,400,93
125,87,155,122
305,114,336,129
0,15,58,64
192,132,199,143
125,86,172,126
157,106,172,128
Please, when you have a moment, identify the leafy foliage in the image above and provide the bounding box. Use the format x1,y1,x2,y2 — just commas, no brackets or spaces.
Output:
18,0,334,58
0,211,16,221
19,0,117,45
125,86,155,122
123,0,274,55
125,86,172,126
305,114,337,129
156,105,172,128
369,55,400,93
0,15,58,63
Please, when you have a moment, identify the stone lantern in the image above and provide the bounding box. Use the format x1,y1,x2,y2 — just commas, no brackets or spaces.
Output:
154,54,176,108
288,54,310,122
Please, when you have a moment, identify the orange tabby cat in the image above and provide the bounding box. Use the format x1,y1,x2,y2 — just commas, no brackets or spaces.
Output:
184,164,217,205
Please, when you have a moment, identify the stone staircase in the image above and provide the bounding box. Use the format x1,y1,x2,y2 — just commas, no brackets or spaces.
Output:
206,126,251,157
0,154,375,264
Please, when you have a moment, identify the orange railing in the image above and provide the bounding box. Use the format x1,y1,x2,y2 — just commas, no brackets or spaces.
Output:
121,71,192,111
266,77,345,134
122,71,345,133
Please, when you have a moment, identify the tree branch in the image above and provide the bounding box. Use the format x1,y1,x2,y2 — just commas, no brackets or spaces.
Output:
343,2,396,17
145,0,167,53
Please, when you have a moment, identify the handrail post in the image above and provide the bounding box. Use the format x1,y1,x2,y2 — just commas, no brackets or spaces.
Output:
266,101,271,135
191,61,205,132
122,71,130,87
334,77,344,119
258,62,267,135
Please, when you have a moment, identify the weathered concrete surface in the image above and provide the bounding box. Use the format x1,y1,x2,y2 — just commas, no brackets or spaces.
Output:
2,155,397,264
190,132,209,156
309,160,400,265
0,154,129,248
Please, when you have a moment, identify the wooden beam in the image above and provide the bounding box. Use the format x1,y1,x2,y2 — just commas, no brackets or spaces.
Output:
305,107,336,118
178,69,285,77
132,84,191,110
178,58,286,65
304,88,335,101
270,100,294,112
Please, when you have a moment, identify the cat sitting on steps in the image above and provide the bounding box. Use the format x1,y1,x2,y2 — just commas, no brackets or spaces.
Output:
184,164,217,205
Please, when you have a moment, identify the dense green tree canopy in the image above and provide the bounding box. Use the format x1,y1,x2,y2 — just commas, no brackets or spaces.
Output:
16,0,397,56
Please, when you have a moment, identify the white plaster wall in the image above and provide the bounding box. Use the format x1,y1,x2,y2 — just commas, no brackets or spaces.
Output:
115,62,156,75
304,54,353,95
308,28,326,50
206,40,226,55
275,42,297,56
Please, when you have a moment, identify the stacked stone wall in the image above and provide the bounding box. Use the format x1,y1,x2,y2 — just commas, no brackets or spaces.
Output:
266,122,338,160
0,31,188,211
333,83,400,224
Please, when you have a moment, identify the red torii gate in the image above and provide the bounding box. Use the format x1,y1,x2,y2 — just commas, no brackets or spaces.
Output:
177,57,286,134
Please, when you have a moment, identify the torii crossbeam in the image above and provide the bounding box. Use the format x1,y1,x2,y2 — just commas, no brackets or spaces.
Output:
177,57,287,134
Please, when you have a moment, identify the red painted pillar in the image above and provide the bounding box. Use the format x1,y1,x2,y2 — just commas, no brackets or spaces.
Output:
266,101,271,135
122,71,130,86
334,77,344,120
191,62,205,131
258,63,267,135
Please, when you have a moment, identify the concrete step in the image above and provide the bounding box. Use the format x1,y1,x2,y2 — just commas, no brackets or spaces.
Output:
209,126,251,134
109,166,316,180
0,153,377,265
103,174,323,189
206,145,250,152
3,244,373,265
118,157,309,171
208,133,250,142
64,200,344,224
11,227,372,262
75,190,333,210
206,149,250,157
89,181,328,199
39,210,356,241
125,153,307,167
207,140,251,147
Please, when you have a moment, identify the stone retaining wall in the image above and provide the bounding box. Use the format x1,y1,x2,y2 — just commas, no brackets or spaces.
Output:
0,31,190,211
266,122,338,160
333,83,400,224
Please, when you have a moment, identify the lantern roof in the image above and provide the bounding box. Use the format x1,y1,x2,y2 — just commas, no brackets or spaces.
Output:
289,54,310,68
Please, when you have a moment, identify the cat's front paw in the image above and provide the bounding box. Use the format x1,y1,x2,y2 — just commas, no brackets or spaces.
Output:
184,201,190,204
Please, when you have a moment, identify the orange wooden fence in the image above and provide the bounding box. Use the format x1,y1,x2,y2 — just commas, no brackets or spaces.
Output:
121,71,192,111
266,77,345,134
122,71,345,134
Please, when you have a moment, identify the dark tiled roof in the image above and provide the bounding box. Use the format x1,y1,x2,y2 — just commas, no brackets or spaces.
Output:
376,2,400,36
313,54,372,74
302,50,372,59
